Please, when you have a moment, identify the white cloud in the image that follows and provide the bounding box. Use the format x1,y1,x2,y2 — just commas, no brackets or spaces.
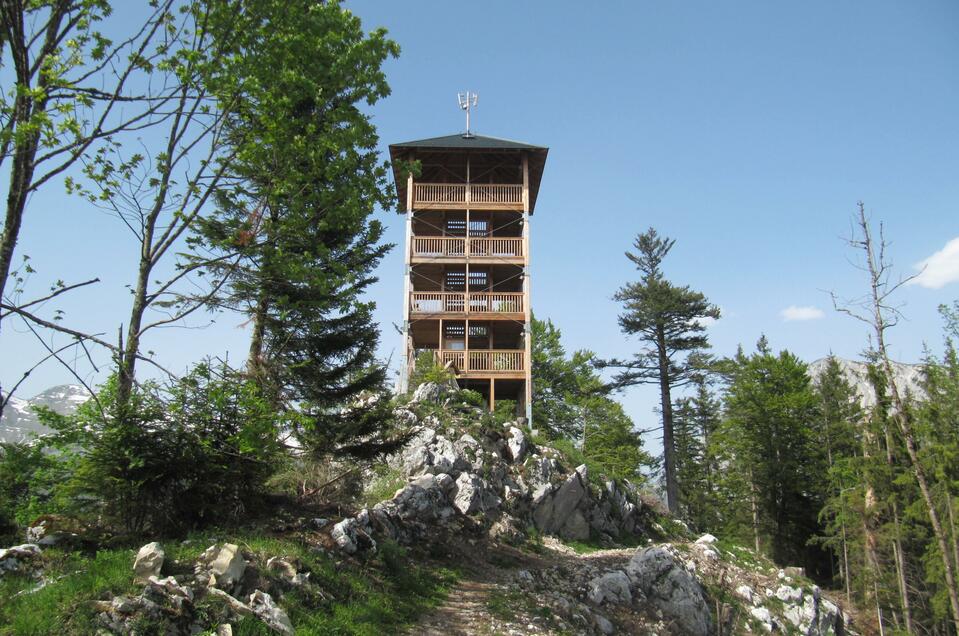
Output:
781,305,825,322
909,237,959,289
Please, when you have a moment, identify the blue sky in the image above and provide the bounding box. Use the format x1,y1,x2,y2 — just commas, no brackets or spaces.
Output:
3,1,959,448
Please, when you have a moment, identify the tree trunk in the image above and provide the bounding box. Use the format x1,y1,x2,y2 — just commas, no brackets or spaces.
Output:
116,238,156,410
884,427,914,633
749,466,761,553
656,325,678,514
247,294,268,374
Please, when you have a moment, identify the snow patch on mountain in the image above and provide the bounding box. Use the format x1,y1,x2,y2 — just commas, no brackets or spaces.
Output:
1,384,90,443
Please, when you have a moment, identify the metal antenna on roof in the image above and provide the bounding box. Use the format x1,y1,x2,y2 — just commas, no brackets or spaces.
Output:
457,91,478,138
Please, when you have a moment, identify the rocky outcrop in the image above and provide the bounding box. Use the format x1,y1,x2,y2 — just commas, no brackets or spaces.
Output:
338,391,649,557
627,546,711,636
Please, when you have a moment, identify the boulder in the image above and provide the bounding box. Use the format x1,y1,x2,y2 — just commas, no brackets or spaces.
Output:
695,533,718,545
587,570,632,605
533,468,587,535
775,584,803,604
248,590,294,635
133,542,165,582
781,585,844,636
734,584,755,605
627,546,711,636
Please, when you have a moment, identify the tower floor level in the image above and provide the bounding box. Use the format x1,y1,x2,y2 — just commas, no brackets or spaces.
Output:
389,133,548,423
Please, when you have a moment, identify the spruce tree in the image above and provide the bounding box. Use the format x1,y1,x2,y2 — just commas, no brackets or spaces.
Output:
193,1,400,456
673,370,721,531
714,338,828,573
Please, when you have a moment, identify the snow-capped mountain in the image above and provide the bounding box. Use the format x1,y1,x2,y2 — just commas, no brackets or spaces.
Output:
0,384,90,443
807,357,925,409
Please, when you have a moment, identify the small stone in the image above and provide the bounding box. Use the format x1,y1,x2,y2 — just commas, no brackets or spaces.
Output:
695,533,718,544
594,614,615,634
209,544,246,590
248,590,294,635
734,584,754,605
133,542,164,582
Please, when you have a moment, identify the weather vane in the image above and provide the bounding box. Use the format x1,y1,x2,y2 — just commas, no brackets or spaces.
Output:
457,91,478,138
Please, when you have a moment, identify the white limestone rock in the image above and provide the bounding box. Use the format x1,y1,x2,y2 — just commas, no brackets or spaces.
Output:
133,542,165,582
627,546,711,636
248,590,294,635
587,570,632,605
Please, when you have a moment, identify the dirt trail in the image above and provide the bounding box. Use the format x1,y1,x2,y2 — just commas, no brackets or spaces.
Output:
411,540,638,636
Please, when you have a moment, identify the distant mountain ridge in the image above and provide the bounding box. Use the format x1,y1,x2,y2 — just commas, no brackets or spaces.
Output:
807,356,925,409
0,384,89,443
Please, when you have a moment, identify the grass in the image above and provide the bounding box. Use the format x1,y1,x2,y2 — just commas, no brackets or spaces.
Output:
563,533,647,555
0,531,459,636
0,547,136,635
360,465,406,508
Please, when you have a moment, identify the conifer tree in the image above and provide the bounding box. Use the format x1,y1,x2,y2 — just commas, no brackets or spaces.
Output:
673,369,721,531
812,356,862,603
191,0,400,456
605,228,720,514
713,338,828,573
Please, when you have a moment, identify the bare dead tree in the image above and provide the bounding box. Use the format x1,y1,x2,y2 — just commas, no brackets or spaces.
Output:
831,201,959,632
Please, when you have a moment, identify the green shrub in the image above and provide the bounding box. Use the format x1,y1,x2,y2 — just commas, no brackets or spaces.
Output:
0,441,72,538
37,363,285,534
409,351,454,387
493,399,517,423
460,389,485,407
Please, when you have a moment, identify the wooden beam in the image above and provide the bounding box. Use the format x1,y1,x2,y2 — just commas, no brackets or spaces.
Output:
490,377,495,413
400,206,413,394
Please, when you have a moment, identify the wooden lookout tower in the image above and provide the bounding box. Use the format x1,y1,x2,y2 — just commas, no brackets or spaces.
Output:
390,131,548,421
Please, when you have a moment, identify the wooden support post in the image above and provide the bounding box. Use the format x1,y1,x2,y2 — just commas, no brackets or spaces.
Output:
490,377,495,413
400,178,414,394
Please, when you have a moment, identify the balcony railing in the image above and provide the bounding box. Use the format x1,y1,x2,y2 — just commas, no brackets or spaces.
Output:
413,183,523,209
410,291,524,315
434,350,525,374
411,236,523,259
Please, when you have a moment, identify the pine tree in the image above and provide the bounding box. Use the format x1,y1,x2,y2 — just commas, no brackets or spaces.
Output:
605,228,720,514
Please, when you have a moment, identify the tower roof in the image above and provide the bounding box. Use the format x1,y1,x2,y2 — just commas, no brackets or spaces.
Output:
389,133,549,213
